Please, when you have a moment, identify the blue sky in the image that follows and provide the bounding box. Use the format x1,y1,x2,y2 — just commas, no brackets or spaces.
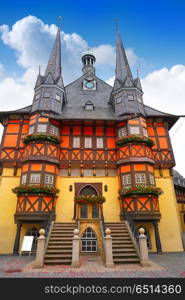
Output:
0,0,185,175
1,0,185,77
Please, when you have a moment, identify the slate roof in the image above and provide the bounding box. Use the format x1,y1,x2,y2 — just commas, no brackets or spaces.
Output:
173,170,185,188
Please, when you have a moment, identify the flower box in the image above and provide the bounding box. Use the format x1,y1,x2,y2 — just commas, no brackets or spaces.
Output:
75,195,105,204
23,133,60,145
116,135,155,148
119,185,163,197
12,184,59,195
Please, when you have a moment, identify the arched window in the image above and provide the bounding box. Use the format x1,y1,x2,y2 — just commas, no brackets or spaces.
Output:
81,228,97,252
26,227,39,251
80,185,98,196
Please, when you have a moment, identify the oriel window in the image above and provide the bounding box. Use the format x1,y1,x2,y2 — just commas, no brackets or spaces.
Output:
45,174,54,185
30,174,41,184
135,173,146,184
37,124,47,133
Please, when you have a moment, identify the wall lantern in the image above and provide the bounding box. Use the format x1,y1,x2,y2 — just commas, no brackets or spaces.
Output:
69,185,73,192
104,185,108,192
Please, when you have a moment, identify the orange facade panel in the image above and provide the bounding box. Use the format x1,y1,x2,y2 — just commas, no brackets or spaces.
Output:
106,127,115,136
120,165,131,173
159,137,168,148
147,127,155,136
84,126,93,135
6,124,20,134
22,124,29,134
134,164,146,171
45,164,55,173
22,164,29,172
61,136,69,147
107,138,115,148
31,164,43,171
156,127,166,136
38,117,49,123
4,135,18,147
73,126,81,135
61,126,70,135
96,126,104,136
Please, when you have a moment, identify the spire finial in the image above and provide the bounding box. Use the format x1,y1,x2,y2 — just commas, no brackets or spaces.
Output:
58,16,62,29
38,65,41,75
114,18,119,32
137,68,139,78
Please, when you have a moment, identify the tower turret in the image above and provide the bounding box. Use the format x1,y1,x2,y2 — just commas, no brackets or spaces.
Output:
82,49,96,75
31,28,65,115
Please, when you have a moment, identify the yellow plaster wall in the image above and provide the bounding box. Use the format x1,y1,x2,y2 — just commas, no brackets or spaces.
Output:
177,203,185,232
0,168,20,254
155,169,183,252
56,176,120,223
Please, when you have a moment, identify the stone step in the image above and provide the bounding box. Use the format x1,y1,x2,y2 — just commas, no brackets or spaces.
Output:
114,258,140,263
113,253,138,257
46,250,72,254
45,254,72,258
48,241,72,245
113,248,136,252
49,237,73,241
44,259,71,265
111,233,130,236
48,245,72,249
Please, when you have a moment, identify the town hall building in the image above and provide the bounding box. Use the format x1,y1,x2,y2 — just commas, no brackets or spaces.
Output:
0,27,184,264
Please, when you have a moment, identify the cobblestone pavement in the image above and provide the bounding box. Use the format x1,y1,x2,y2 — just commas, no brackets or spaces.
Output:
0,252,185,278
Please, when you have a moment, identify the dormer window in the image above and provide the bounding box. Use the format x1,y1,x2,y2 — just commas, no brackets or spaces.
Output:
84,101,94,111
116,97,122,104
55,94,61,101
128,95,134,101
44,92,50,98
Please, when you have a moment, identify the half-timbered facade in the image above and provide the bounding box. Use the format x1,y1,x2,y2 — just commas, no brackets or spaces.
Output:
0,27,184,256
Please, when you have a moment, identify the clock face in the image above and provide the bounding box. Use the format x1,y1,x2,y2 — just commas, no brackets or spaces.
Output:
85,81,94,89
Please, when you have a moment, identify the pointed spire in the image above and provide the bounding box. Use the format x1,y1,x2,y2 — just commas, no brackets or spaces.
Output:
115,31,133,83
44,28,62,83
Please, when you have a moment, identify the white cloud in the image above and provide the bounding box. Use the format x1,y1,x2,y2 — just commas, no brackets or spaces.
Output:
0,16,184,176
141,65,185,176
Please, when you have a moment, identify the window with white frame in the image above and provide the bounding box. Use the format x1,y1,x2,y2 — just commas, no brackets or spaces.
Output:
130,126,140,135
84,137,92,148
45,174,54,185
37,124,47,133
29,125,34,134
149,174,155,185
128,94,134,101
55,94,61,101
35,94,40,100
143,128,148,137
73,137,80,148
30,174,41,184
119,127,127,138
44,92,50,98
122,174,131,186
96,137,103,148
135,173,146,184
21,174,27,184
50,125,58,136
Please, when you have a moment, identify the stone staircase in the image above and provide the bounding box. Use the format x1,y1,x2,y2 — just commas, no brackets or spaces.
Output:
44,222,76,265
105,221,140,264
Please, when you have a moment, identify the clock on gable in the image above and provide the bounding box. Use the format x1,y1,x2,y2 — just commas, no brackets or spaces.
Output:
83,76,96,90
